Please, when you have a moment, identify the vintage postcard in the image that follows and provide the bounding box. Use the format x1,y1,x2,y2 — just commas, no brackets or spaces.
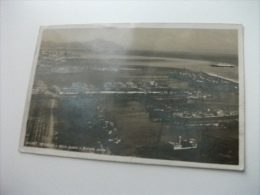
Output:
19,23,244,170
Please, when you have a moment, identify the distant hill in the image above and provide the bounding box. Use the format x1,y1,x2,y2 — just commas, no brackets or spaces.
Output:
40,40,238,65
41,39,124,54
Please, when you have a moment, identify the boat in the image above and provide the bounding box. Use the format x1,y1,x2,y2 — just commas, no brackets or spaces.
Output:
168,136,197,150
211,63,235,68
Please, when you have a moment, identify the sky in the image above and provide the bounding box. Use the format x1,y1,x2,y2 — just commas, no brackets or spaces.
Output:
42,27,238,55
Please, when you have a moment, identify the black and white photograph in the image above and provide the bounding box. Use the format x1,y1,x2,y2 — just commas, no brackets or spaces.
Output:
19,23,244,170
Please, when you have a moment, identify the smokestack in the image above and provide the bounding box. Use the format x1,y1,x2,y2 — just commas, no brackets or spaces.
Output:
178,136,182,145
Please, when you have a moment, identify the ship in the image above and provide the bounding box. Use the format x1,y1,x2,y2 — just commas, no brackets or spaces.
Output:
211,63,235,68
168,136,197,150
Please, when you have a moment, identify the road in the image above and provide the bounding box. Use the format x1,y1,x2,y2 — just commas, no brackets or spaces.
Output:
46,99,55,144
